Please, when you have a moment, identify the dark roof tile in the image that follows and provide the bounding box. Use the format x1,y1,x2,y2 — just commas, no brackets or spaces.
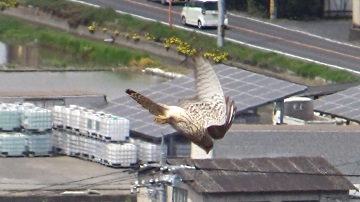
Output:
167,156,355,193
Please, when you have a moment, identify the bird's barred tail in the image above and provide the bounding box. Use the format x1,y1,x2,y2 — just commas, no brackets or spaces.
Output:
125,89,149,108
126,89,139,99
126,89,168,117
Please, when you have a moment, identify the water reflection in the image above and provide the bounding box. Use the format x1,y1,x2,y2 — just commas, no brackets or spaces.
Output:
0,71,168,100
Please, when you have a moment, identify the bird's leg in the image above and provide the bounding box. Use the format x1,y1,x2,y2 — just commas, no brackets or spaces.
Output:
154,115,167,124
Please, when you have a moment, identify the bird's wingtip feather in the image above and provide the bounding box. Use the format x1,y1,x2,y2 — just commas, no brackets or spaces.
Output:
126,89,134,95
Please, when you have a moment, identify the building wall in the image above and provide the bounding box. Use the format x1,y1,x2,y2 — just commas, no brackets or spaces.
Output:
284,98,314,121
324,0,352,17
177,182,204,202
137,187,151,202
353,0,360,27
0,95,107,109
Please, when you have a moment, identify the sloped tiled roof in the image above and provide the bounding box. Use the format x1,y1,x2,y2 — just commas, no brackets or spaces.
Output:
167,156,355,193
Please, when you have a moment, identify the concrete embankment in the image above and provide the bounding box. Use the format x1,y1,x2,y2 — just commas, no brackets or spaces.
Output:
0,41,6,65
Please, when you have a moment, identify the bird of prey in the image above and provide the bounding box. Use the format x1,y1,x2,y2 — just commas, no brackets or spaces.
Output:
126,56,236,154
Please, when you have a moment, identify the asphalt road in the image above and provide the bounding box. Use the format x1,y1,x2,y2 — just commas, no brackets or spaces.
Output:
76,0,360,74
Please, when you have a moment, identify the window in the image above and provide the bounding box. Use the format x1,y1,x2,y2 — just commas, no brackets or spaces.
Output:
95,120,100,131
87,119,92,130
173,187,187,202
203,2,217,10
293,103,304,110
188,1,195,7
283,200,318,202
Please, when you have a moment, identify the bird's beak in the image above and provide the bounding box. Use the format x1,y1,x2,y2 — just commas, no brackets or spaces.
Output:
205,148,212,154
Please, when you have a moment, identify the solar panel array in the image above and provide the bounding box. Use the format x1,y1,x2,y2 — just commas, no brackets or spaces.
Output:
314,85,360,122
102,64,306,139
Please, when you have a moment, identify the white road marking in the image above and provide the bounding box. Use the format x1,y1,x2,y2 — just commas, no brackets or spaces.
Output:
228,12,360,50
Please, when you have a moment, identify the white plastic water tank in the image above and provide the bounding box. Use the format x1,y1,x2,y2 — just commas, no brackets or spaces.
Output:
0,133,27,156
0,105,21,131
22,107,52,131
98,115,130,141
27,133,53,156
139,141,167,163
102,142,137,167
52,105,64,127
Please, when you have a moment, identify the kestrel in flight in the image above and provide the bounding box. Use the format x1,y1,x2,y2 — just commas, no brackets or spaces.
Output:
126,56,236,154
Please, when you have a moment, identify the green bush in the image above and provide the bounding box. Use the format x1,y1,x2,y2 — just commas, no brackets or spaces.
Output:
225,0,247,11
25,0,80,18
24,0,119,27
247,0,269,18
81,7,119,25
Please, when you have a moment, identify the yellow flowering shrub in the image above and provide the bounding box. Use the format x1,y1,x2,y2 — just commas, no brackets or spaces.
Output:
204,50,229,63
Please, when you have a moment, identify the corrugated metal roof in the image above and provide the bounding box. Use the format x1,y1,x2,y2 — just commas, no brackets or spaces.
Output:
167,156,355,193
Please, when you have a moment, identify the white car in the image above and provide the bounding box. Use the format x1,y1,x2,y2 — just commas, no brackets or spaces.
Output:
181,0,228,29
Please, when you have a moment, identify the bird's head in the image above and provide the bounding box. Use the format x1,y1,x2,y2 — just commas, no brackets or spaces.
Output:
204,145,213,154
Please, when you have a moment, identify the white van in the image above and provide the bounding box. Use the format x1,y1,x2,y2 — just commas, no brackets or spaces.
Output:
181,0,228,29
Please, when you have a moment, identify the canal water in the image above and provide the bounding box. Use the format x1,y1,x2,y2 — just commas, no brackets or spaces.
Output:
0,71,168,100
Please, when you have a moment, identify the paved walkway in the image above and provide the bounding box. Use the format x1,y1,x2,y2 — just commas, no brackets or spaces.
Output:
273,18,359,45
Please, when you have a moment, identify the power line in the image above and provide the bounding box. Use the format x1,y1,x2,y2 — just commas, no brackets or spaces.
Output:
75,175,136,190
10,169,132,193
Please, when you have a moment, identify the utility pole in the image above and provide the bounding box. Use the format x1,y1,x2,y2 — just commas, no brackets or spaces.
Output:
131,135,197,202
269,0,277,20
217,0,225,47
159,135,167,202
168,0,172,28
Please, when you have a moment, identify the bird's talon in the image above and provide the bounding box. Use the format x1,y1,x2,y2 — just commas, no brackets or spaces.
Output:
154,115,167,124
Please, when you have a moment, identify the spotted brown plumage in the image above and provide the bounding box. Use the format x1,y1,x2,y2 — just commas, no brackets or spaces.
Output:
126,56,236,154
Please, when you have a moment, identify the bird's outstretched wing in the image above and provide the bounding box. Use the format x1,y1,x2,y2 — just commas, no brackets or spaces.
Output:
179,56,226,127
207,96,237,139
126,89,168,117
